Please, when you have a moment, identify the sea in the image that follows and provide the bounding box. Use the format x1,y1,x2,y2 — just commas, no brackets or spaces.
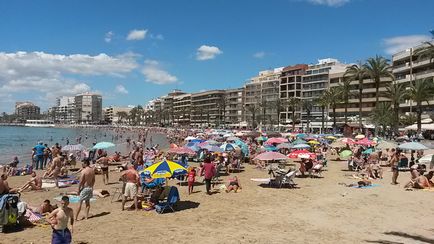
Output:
0,126,168,166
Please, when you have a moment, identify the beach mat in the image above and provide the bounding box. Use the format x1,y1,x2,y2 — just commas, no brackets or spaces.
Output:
422,188,434,192
351,184,380,189
54,195,96,203
250,178,271,183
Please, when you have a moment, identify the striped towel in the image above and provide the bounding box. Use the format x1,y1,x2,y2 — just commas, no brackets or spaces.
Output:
25,209,43,222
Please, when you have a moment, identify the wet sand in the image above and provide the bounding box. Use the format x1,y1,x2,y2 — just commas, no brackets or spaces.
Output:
2,157,434,244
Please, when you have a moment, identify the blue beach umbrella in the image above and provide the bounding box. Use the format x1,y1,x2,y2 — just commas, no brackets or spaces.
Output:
202,145,224,152
261,145,278,152
220,143,238,152
292,143,311,149
234,140,249,156
362,148,374,155
292,138,308,145
93,141,115,149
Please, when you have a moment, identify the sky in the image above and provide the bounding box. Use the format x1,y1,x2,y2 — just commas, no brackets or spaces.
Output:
0,0,433,113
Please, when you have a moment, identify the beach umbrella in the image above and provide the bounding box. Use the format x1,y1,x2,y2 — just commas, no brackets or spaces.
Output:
206,140,220,145
296,133,308,138
234,140,249,156
277,143,292,149
201,145,224,152
292,143,311,149
265,137,287,144
62,144,85,151
325,136,337,140
330,141,346,148
220,143,239,151
355,134,365,139
169,143,179,149
376,141,397,150
226,136,240,141
355,138,374,146
292,138,308,145
143,160,187,178
288,149,312,158
266,132,282,138
255,136,268,141
167,147,196,156
253,151,288,161
339,150,353,158
339,138,355,144
223,133,234,138
184,136,197,141
93,142,115,149
260,145,278,152
298,152,316,159
308,140,320,145
362,148,374,155
398,142,429,151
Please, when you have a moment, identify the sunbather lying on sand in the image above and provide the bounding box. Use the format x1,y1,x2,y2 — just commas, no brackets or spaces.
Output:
30,199,57,215
62,189,110,198
404,171,434,189
339,178,372,188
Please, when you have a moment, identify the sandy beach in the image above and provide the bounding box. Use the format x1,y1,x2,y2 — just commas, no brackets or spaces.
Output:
2,156,434,244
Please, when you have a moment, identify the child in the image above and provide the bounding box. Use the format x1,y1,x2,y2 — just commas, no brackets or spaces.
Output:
187,167,196,195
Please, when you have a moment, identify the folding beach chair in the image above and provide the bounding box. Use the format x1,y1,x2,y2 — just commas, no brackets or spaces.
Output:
155,186,180,214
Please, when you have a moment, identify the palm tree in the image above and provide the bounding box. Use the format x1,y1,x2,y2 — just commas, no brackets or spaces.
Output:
259,99,268,127
370,102,393,129
364,55,394,105
301,100,313,133
383,82,408,133
407,78,434,132
246,104,260,129
286,97,300,132
337,77,355,124
415,41,434,62
315,94,330,133
344,62,367,127
324,88,342,130
116,111,128,124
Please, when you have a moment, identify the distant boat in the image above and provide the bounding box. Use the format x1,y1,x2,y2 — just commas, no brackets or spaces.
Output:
24,120,55,127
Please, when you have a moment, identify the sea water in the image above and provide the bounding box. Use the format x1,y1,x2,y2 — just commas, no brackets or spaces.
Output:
0,126,168,165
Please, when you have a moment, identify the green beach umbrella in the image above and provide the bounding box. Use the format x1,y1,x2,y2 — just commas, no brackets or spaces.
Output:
339,150,353,158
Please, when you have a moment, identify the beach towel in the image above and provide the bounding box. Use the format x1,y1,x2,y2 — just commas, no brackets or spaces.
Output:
54,195,96,203
422,188,434,192
24,209,43,223
351,184,380,189
42,182,56,188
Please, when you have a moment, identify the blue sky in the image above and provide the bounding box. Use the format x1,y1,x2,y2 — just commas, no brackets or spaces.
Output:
0,0,433,112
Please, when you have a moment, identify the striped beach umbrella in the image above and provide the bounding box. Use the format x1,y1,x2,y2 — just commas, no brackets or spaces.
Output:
143,160,187,178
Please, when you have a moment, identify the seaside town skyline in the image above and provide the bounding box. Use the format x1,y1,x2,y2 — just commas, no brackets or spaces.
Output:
0,0,433,114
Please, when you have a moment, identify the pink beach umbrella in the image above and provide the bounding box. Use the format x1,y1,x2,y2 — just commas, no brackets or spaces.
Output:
167,147,196,156
253,152,289,161
265,137,288,145
355,138,374,146
339,138,355,144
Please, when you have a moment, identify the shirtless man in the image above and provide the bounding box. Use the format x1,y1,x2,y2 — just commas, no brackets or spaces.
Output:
389,150,400,185
0,174,18,194
121,166,140,211
405,171,434,189
51,156,65,188
48,196,74,244
96,156,109,185
75,160,95,221
19,171,42,192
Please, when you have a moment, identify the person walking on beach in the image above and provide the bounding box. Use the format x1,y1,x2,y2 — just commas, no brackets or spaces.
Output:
75,160,95,221
48,196,74,244
121,166,140,211
33,142,46,170
202,158,216,195
96,155,109,185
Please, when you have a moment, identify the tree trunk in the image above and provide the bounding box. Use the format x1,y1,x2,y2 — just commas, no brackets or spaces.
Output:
292,110,296,132
344,95,348,124
417,103,422,133
321,106,325,133
394,103,399,134
375,78,380,105
306,111,310,133
333,106,337,129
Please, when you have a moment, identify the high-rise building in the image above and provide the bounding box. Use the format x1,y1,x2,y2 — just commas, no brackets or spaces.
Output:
15,102,40,120
173,93,191,126
224,88,245,128
190,90,225,127
244,68,282,128
392,41,434,112
75,93,102,124
53,96,75,123
280,64,307,125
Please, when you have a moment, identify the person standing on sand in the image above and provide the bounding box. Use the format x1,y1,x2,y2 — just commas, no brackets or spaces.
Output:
96,155,110,185
202,157,216,195
121,166,140,211
33,142,46,170
48,196,74,244
75,160,95,221
390,149,400,185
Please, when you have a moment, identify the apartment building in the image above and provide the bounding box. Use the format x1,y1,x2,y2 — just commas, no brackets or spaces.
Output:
53,96,75,123
75,93,102,123
244,68,282,127
104,106,133,124
173,93,192,125
392,41,434,112
224,88,245,128
280,64,307,124
190,90,225,127
15,102,40,120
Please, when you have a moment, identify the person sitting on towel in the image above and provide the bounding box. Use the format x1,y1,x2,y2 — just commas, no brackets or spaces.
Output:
404,171,434,189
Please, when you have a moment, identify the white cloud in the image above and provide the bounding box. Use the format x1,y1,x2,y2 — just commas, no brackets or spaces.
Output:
196,45,223,61
253,51,266,59
104,31,114,43
306,0,350,7
383,35,432,54
126,29,148,41
0,51,138,111
115,84,128,94
142,59,178,85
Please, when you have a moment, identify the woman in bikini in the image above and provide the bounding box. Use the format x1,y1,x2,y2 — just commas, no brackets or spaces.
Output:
226,176,242,193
